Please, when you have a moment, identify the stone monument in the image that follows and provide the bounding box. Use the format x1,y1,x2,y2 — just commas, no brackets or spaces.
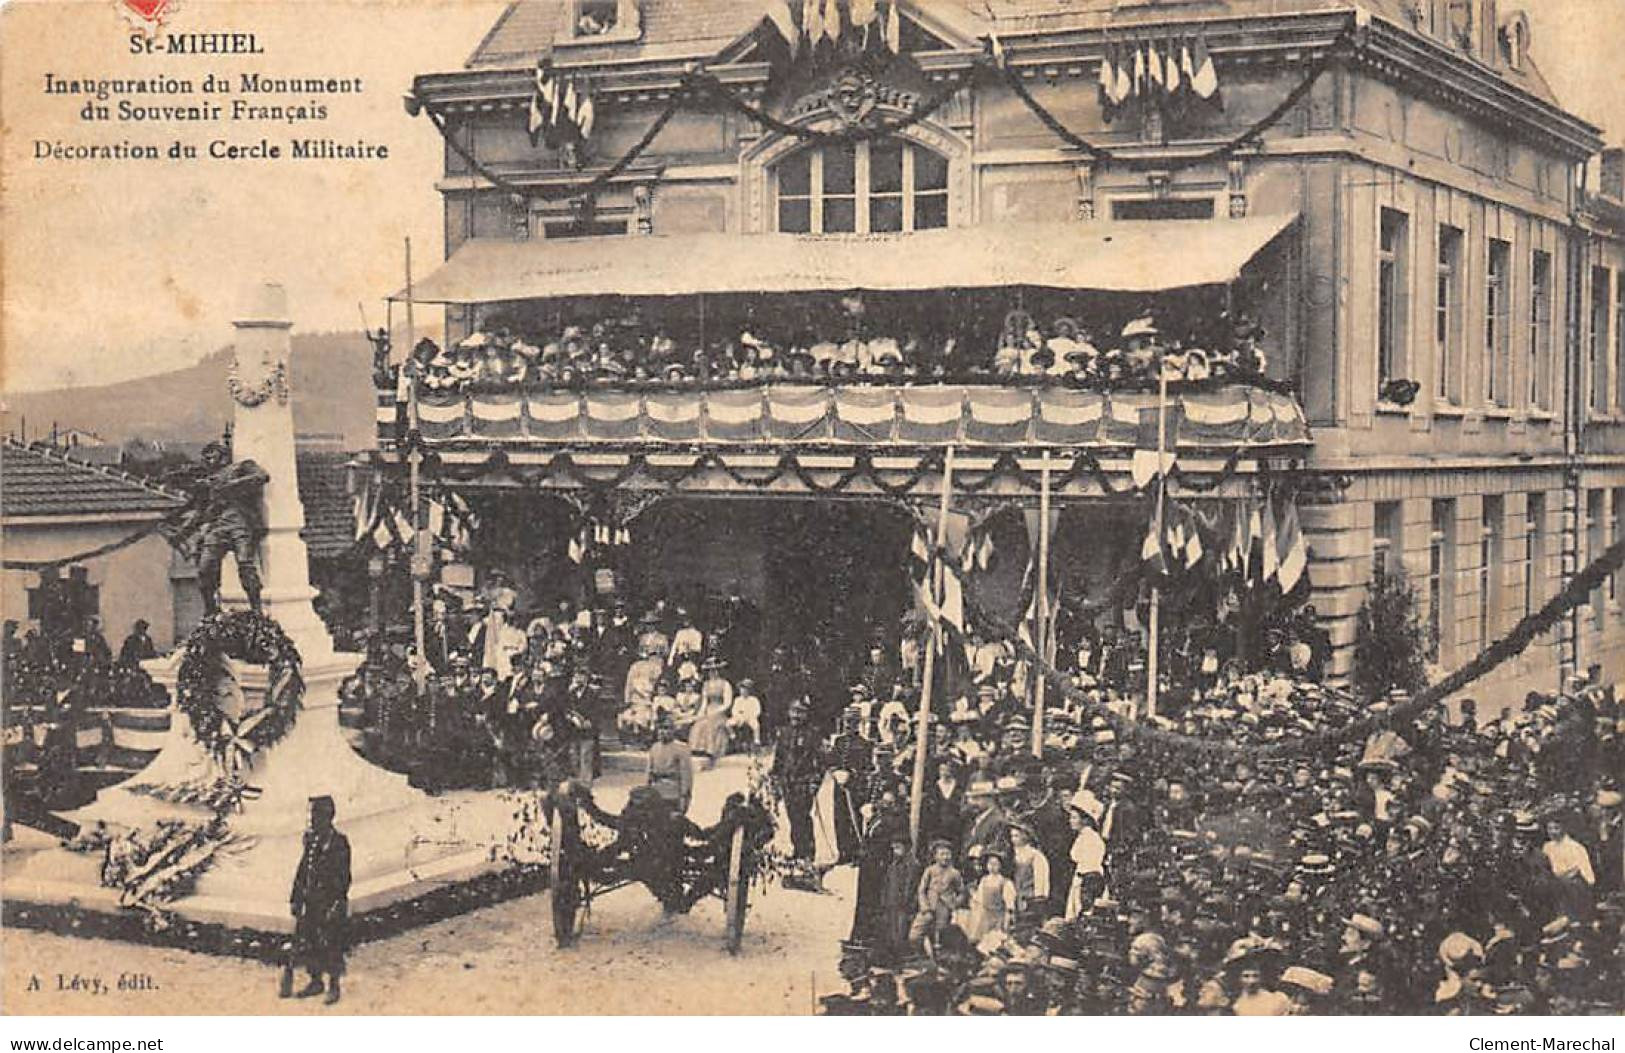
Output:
9,284,491,930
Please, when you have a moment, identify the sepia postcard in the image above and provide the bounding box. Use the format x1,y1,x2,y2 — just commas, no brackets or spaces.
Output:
1,0,1622,1022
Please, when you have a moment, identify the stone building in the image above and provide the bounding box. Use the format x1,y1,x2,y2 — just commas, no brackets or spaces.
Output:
393,0,1620,710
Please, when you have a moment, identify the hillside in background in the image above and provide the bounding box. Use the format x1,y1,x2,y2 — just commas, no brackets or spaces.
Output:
2,332,379,451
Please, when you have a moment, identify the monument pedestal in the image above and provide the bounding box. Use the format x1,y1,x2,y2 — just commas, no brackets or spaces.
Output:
4,284,496,933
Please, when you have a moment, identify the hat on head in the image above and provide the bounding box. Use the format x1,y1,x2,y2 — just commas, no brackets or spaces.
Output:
1121,316,1160,340
1279,966,1333,996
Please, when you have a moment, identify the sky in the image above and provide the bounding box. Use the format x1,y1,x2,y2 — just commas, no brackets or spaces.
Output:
0,0,1620,394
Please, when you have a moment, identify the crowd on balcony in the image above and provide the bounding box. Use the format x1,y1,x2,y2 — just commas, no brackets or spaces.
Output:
383,303,1274,396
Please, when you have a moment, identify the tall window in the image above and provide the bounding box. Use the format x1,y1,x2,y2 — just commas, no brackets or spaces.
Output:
1437,226,1463,403
1591,266,1612,414
1525,492,1545,619
1613,489,1625,604
1373,500,1402,582
1589,489,1606,627
1378,210,1409,392
1486,239,1510,406
1429,499,1455,662
775,142,949,234
1616,273,1625,412
1529,250,1553,411
1479,496,1503,646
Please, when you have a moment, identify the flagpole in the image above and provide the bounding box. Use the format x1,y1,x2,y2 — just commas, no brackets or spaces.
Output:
910,445,955,851
405,238,429,694
1146,365,1168,720
1031,450,1052,758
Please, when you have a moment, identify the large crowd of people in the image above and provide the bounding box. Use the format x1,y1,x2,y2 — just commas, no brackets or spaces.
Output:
803,636,1623,1015
2,615,166,825
380,304,1272,395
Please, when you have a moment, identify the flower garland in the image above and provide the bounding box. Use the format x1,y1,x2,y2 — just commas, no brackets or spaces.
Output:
226,360,288,408
175,611,304,771
65,818,252,926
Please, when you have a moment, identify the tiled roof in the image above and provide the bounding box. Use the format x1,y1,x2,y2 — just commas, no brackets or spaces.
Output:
0,440,186,520
470,0,760,67
295,449,357,559
465,0,1561,108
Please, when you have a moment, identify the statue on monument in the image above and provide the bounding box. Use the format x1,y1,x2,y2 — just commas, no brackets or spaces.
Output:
180,438,270,615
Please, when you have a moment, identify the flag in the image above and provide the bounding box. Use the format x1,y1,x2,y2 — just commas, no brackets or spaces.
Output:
909,525,932,585
1147,39,1164,92
763,0,800,57
1260,494,1280,584
1113,44,1133,103
562,81,579,131
1133,45,1145,97
1245,503,1262,579
527,60,552,145
822,0,840,42
1181,35,1195,89
1191,33,1220,101
851,0,877,30
1097,44,1115,110
1131,449,1177,490
576,93,595,140
1227,503,1249,574
1164,37,1181,92
1277,500,1308,593
1142,519,1169,578
804,0,821,44
884,0,900,52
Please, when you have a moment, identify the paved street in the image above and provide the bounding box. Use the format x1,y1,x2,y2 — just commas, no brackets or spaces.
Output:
3,755,855,1016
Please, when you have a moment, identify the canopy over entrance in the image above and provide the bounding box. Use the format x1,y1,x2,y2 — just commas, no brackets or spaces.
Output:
394,215,1299,304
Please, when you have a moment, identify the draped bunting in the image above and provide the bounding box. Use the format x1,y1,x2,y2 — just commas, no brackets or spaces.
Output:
383,385,1310,450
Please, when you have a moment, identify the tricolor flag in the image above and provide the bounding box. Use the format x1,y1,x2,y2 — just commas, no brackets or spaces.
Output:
851,0,878,32
1276,500,1308,593
1190,33,1220,103
1097,44,1116,112
762,0,800,58
1113,44,1133,103
1260,494,1280,584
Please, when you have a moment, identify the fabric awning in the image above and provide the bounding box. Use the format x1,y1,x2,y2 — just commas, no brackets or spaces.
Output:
394,214,1299,304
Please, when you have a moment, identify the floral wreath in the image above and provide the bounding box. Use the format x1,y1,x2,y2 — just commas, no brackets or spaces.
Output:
175,610,304,771
226,360,289,408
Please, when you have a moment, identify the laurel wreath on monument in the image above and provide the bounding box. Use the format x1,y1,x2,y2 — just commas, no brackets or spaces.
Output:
174,610,305,772
226,359,289,407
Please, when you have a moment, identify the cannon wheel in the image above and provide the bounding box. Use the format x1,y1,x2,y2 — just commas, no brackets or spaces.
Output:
549,796,585,948
723,824,749,955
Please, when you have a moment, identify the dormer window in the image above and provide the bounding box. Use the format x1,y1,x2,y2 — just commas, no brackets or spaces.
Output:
562,0,640,44
1446,0,1474,51
1500,10,1530,71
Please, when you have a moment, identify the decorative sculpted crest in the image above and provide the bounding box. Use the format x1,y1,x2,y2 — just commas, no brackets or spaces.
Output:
789,65,919,130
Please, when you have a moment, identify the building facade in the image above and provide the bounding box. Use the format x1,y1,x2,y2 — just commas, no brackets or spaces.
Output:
401,0,1620,711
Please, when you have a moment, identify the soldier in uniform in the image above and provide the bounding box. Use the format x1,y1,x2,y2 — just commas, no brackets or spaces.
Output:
183,440,270,615
286,795,351,1006
771,697,826,860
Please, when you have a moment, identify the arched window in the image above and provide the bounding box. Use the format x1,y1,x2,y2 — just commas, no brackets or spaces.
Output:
773,141,950,234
